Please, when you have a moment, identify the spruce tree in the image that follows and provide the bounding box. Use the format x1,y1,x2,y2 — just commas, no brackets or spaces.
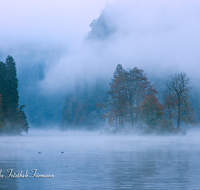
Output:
0,56,29,134
0,62,6,132
0,61,6,112
5,56,19,123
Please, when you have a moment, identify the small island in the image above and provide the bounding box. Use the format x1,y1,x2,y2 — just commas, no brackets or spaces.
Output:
61,64,195,136
99,64,194,136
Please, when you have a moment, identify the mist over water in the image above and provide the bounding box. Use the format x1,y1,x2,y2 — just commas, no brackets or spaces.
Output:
0,129,200,189
1,0,200,189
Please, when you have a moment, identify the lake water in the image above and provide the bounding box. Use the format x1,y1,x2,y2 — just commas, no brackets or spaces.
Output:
0,129,200,190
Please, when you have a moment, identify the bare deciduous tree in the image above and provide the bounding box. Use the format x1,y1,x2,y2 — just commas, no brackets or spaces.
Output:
165,73,194,128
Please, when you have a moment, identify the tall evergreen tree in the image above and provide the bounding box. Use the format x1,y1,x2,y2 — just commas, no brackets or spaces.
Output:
0,62,6,132
0,56,29,135
4,56,19,122
0,61,6,113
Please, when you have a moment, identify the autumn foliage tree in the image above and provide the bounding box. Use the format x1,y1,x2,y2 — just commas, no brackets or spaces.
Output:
104,64,158,129
124,68,153,127
141,93,164,128
106,64,127,128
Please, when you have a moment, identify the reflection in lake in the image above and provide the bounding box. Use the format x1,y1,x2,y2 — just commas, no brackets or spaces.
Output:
0,130,200,190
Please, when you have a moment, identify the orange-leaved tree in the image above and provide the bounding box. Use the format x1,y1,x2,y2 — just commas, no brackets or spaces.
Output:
141,94,164,129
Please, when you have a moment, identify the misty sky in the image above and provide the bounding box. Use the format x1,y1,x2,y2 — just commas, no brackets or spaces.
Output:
0,0,110,44
1,0,200,92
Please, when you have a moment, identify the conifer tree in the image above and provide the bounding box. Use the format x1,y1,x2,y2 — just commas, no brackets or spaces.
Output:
5,56,19,122
0,61,6,114
0,62,6,132
0,56,29,134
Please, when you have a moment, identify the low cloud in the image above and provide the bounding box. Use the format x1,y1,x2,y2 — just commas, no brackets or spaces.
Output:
40,0,200,92
1,0,200,93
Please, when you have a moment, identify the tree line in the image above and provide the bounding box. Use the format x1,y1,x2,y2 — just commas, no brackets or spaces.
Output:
61,64,195,132
61,80,107,130
0,56,29,135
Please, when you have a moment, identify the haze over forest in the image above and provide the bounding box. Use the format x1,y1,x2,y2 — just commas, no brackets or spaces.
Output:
0,0,200,129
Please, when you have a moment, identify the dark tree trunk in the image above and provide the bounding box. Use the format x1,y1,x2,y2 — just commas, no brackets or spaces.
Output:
177,99,180,128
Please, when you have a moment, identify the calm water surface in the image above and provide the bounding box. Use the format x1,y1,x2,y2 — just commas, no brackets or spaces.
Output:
0,129,200,190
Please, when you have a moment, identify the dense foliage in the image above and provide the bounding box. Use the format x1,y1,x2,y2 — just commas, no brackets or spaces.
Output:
0,56,29,135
